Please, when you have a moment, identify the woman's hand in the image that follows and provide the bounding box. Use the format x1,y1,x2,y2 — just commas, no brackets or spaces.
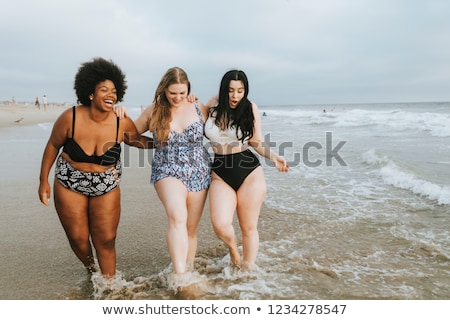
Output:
274,155,289,172
38,181,51,206
187,93,199,103
113,105,129,119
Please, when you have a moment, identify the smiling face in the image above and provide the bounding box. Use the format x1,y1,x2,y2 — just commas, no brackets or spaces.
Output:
228,80,245,108
91,80,117,110
165,83,188,107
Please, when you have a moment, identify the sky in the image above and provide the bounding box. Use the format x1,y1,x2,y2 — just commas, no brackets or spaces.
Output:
1,0,450,106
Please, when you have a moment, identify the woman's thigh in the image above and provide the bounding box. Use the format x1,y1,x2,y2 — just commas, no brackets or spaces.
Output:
54,181,90,237
88,187,121,239
154,177,189,223
209,172,237,227
236,167,266,228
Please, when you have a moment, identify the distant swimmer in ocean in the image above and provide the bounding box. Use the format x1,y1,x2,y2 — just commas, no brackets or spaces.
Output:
262,111,267,116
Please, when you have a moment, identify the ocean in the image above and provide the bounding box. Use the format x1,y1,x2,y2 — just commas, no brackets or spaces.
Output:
1,101,449,300
255,101,450,299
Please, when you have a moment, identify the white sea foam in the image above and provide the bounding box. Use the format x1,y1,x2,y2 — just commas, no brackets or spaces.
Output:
37,122,54,131
263,105,450,136
363,149,450,205
91,270,135,299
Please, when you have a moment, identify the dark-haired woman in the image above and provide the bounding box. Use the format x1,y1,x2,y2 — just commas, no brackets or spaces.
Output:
204,70,289,271
133,67,211,280
38,57,153,278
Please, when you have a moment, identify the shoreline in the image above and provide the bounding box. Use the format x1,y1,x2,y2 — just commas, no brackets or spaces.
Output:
0,104,224,299
0,103,68,129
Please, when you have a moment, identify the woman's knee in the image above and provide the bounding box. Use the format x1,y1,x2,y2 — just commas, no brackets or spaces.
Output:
240,226,258,239
212,220,234,238
91,231,117,250
67,235,90,251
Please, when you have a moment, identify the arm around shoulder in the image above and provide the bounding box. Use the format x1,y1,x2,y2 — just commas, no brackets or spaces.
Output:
122,117,154,149
133,104,153,134
205,95,218,109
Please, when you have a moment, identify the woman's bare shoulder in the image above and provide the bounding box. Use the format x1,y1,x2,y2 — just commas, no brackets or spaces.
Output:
54,105,75,124
250,101,260,114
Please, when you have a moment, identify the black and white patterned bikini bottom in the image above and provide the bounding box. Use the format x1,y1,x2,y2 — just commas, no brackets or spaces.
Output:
55,155,122,197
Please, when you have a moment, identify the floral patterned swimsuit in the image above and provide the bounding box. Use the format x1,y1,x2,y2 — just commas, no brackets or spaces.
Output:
150,102,211,192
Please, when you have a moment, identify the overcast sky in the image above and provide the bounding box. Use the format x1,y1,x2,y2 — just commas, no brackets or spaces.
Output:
1,0,450,106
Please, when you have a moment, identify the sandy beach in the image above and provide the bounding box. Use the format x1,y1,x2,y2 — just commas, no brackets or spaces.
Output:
0,102,224,299
2,102,449,300
0,103,67,128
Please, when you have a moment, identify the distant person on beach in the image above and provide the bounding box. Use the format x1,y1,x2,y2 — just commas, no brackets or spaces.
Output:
38,57,153,278
43,94,48,111
204,69,289,271
35,97,40,109
133,67,211,281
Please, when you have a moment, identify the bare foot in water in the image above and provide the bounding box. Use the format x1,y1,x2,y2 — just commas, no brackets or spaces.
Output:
229,244,241,268
168,272,208,299
86,264,98,274
240,261,259,272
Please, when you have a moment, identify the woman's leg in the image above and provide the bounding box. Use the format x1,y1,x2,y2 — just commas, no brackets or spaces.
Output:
236,167,266,266
54,181,96,272
209,172,241,266
89,187,121,277
154,178,190,274
186,189,208,267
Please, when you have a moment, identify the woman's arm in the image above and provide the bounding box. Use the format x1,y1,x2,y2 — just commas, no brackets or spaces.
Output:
122,117,154,149
133,104,153,134
205,95,218,109
248,103,289,172
38,109,71,205
197,95,217,123
113,104,152,135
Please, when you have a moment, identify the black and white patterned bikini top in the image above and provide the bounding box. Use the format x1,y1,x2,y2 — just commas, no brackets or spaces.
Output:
62,106,121,166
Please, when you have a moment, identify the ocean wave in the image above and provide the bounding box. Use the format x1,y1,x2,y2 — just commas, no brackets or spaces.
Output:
37,122,54,131
263,107,450,136
363,149,450,205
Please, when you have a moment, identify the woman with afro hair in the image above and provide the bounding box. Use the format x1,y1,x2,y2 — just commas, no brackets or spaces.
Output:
38,57,153,278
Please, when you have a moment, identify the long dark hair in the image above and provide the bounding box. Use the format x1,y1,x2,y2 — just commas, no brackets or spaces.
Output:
213,70,254,142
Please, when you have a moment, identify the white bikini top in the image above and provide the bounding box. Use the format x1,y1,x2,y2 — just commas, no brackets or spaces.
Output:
204,116,248,147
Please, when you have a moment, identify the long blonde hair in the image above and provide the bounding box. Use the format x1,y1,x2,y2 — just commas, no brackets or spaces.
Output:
149,67,191,144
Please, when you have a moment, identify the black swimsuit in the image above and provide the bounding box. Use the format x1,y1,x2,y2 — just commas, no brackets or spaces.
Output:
55,106,122,197
63,106,121,166
204,114,261,191
212,149,261,191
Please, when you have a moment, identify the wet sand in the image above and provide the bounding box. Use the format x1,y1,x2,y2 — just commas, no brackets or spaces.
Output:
0,103,66,128
0,103,223,299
